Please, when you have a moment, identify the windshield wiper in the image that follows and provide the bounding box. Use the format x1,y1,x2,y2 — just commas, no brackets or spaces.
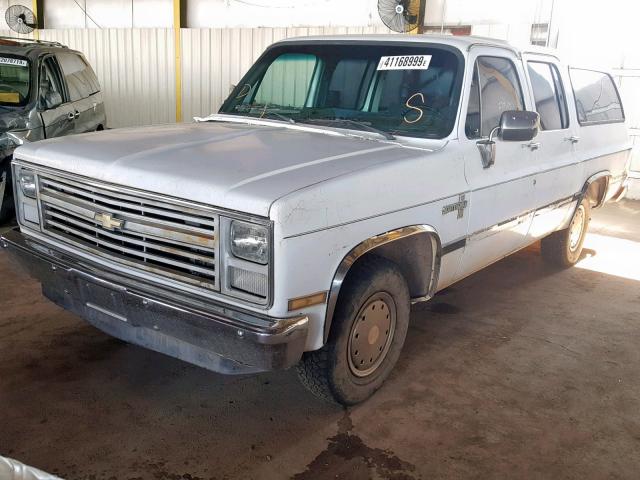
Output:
233,103,295,124
261,110,295,124
303,118,395,140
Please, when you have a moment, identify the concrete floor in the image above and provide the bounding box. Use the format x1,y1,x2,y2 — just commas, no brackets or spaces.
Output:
1,200,640,480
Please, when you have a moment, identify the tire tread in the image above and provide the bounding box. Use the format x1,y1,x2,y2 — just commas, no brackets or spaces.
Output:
541,198,590,268
296,256,406,404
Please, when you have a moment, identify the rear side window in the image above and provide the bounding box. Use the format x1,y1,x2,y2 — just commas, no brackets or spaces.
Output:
39,57,64,108
466,56,524,139
527,61,569,130
56,52,100,101
570,68,624,125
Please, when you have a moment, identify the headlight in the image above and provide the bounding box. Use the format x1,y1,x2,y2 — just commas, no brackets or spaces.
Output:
18,169,36,198
14,166,40,225
230,220,269,264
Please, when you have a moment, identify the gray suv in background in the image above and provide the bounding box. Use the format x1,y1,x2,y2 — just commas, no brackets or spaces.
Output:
0,37,106,221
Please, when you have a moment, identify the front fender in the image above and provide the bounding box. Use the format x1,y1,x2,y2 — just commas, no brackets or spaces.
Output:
322,225,441,343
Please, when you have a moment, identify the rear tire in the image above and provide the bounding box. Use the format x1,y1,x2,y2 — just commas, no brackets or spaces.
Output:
296,256,410,405
541,197,590,268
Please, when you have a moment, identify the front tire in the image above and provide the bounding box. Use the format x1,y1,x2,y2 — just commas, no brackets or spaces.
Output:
541,197,590,267
296,256,410,405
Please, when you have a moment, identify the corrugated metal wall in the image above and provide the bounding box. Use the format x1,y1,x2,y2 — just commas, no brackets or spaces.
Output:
38,28,176,128
0,26,389,129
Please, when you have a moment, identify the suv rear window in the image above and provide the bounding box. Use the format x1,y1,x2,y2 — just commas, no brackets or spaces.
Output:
56,52,100,101
570,68,624,125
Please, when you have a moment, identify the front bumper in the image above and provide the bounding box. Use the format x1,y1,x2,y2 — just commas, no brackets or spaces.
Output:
1,228,308,374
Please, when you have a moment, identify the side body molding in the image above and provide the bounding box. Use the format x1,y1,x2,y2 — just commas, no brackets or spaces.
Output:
323,225,441,342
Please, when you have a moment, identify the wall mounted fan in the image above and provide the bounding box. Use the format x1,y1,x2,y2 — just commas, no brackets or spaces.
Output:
378,0,422,33
6,5,37,34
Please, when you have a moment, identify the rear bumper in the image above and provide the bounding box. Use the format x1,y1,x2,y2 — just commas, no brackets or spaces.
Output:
610,179,629,203
1,228,308,374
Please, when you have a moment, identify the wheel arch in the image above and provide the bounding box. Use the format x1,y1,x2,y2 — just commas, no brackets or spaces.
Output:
582,170,611,209
322,225,442,343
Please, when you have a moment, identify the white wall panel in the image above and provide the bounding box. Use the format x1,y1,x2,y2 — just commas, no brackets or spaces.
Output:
43,0,87,29
186,0,383,29
44,0,173,29
0,26,389,128
0,28,34,40
37,28,175,128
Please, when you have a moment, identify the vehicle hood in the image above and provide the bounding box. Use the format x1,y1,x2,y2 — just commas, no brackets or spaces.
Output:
15,120,420,217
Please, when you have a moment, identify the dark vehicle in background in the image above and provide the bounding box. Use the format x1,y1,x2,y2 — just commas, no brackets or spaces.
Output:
0,37,105,221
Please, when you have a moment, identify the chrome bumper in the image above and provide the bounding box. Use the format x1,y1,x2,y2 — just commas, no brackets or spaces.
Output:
611,179,629,202
1,228,308,374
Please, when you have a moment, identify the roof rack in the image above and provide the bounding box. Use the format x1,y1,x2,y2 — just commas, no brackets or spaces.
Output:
0,36,67,48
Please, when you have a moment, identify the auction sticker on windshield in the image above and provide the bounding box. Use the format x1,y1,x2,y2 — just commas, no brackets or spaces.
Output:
0,57,27,67
377,55,431,70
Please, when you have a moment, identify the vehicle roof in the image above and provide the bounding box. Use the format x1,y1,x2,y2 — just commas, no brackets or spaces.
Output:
276,33,561,59
0,37,72,59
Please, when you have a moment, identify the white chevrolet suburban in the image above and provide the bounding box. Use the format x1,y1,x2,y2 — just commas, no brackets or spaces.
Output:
1,35,630,404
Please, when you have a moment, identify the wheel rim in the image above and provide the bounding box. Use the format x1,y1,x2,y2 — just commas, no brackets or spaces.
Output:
569,204,586,252
347,292,396,378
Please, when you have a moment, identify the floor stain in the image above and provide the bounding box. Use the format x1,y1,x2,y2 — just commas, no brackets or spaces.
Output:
292,410,417,480
3,201,640,480
428,302,461,315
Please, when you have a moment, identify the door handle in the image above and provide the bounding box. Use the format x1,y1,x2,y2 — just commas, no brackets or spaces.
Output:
565,136,580,144
523,142,541,151
67,112,75,121
74,110,80,119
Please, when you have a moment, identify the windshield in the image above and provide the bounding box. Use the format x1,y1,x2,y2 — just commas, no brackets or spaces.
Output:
220,43,463,139
0,56,30,106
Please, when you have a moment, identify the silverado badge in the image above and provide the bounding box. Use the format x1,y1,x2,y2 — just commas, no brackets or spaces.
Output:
442,194,468,219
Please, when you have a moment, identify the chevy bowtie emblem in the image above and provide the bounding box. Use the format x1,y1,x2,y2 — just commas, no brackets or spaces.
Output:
94,212,124,230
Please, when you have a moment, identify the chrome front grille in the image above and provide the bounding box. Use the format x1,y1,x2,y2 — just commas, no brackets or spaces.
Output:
37,173,219,291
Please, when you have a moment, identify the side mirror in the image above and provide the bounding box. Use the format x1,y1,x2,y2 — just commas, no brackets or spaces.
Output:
476,110,540,169
498,110,539,142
